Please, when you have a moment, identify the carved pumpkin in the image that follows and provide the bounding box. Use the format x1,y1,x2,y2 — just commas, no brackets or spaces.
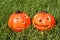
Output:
8,11,31,32
32,11,56,31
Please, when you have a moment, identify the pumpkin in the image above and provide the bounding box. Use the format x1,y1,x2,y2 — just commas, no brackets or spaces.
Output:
8,11,31,32
32,11,56,31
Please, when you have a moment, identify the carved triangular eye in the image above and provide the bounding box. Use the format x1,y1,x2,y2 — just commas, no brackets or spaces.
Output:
25,15,27,18
47,16,50,21
22,21,25,24
47,18,49,20
39,19,42,22
24,15,29,18
15,17,20,22
16,17,19,19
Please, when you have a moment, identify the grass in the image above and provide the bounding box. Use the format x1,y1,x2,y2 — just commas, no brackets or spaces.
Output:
0,0,60,40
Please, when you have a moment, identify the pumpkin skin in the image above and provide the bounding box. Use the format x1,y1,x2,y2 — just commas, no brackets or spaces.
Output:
8,11,31,32
32,12,56,31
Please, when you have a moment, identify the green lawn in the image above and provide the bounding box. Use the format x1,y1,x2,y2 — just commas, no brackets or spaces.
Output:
0,0,60,40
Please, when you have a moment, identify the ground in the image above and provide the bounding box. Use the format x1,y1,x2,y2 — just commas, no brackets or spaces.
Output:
0,0,60,40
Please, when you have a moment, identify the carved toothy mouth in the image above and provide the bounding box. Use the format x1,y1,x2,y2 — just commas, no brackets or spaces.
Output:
34,23,49,28
17,27,21,30
42,25,49,28
34,23,39,27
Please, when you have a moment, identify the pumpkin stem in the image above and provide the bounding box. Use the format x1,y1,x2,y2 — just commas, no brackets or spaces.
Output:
16,10,22,13
42,11,48,13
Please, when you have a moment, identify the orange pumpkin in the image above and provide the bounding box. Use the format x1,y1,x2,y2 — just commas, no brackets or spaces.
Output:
32,11,56,31
8,11,31,32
